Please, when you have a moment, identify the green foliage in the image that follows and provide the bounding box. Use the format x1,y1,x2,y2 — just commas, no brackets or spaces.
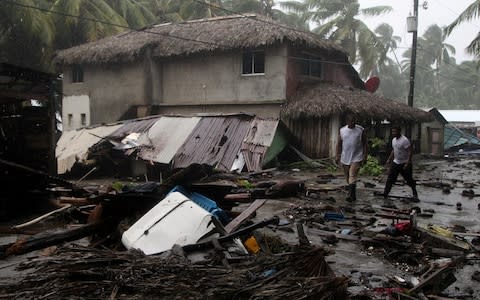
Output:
359,155,384,176
326,163,337,174
237,179,253,189
369,137,385,151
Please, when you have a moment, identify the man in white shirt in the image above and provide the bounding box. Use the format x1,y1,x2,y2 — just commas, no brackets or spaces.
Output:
336,114,368,201
383,126,418,200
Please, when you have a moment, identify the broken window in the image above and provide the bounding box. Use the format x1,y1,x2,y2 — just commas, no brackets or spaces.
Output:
300,54,323,78
72,65,84,83
242,50,265,75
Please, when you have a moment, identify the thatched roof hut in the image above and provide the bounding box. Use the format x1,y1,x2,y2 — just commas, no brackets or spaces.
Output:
55,14,347,65
281,82,433,122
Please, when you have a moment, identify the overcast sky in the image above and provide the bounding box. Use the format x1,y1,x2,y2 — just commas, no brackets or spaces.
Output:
358,0,479,62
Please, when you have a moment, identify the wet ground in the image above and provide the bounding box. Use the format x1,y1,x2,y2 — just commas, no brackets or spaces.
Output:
246,156,480,298
1,156,479,298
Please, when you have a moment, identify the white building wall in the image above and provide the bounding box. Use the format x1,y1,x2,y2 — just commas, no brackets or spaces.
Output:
62,95,90,131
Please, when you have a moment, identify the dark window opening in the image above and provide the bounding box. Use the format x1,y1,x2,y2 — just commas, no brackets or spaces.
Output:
242,51,265,75
80,113,86,126
72,65,84,83
300,55,322,78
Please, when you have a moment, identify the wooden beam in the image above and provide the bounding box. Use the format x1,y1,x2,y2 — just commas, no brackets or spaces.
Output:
224,199,266,233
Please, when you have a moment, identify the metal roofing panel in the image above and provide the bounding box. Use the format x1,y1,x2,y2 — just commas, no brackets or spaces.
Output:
243,118,279,147
108,117,161,139
444,125,480,150
56,124,123,174
138,116,200,164
439,110,480,123
173,116,253,171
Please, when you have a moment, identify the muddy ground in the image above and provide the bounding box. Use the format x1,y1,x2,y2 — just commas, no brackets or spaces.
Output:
0,155,479,299
244,156,480,298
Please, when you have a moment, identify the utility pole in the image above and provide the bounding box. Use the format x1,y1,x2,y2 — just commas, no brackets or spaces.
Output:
406,0,419,140
407,0,419,107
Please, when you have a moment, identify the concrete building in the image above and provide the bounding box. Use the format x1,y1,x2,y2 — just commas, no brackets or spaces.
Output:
55,14,363,130
56,14,431,159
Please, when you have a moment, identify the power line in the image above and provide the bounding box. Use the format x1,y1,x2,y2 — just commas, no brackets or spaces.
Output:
190,0,321,39
10,0,475,88
432,0,480,30
2,0,363,68
0,0,226,47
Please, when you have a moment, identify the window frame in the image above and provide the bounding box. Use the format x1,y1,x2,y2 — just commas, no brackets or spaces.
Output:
80,113,87,126
72,64,84,83
299,53,323,78
242,50,265,76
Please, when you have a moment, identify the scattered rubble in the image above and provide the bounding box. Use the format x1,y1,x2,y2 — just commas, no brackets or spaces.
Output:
0,156,479,299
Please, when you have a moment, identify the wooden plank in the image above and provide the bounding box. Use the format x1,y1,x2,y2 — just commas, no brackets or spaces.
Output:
223,193,251,202
224,199,266,233
1,221,105,257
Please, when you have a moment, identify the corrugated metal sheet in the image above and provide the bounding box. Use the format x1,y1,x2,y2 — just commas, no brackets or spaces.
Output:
108,117,160,139
138,116,200,164
173,116,253,171
56,125,122,174
242,118,279,147
444,125,480,150
439,110,480,123
239,118,279,171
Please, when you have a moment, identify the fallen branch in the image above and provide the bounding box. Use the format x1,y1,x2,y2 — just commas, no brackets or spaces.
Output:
12,204,73,229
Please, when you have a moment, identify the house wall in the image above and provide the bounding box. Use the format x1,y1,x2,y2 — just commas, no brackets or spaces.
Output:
285,116,332,158
63,62,147,125
62,95,90,131
420,120,444,155
285,48,358,98
156,47,287,107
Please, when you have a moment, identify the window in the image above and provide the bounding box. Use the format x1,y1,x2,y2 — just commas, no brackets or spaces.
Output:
72,65,84,83
80,113,86,126
67,114,73,127
300,54,322,78
242,51,265,75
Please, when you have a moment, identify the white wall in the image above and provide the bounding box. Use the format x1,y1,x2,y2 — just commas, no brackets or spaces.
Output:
157,47,287,105
62,95,90,131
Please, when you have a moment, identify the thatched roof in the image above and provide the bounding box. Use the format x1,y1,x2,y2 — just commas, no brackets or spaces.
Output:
55,14,347,65
281,82,433,122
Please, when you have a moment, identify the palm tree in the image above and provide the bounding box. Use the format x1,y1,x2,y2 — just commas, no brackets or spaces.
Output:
223,0,308,29
374,23,401,68
421,25,455,70
51,0,129,49
444,0,480,61
0,0,55,70
106,0,156,29
281,0,392,78
163,0,225,20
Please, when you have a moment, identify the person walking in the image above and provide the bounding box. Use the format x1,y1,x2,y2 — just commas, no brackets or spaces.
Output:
383,126,418,200
336,114,368,202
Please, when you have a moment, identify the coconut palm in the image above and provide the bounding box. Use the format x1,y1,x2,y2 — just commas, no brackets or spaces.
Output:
420,25,455,70
281,0,392,78
374,23,401,68
106,0,156,29
164,0,225,20
0,0,55,70
51,0,129,49
223,0,308,29
444,0,480,60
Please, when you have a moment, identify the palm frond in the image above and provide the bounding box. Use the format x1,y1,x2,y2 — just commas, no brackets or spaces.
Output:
360,6,392,17
444,0,480,36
